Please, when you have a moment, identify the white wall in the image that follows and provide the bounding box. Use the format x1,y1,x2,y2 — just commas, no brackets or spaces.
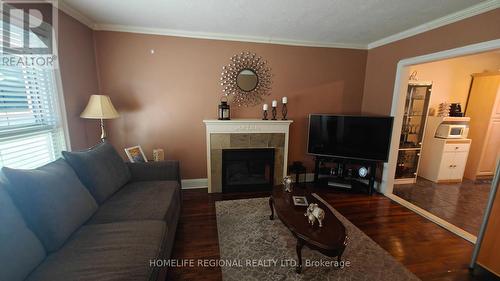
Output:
409,51,500,112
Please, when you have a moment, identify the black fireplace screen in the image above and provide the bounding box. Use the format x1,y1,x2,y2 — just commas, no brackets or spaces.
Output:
222,148,275,192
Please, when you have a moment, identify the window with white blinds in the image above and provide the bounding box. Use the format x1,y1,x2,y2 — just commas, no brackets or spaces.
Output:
0,13,67,169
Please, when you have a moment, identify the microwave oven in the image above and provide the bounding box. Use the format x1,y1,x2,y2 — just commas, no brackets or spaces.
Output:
435,124,468,139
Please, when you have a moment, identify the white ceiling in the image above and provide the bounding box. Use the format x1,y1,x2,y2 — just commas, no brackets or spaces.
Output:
61,0,498,49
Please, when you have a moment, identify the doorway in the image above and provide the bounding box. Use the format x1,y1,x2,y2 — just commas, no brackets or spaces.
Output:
381,39,500,243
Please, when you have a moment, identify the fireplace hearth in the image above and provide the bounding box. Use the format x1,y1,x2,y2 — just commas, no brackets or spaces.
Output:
222,148,275,192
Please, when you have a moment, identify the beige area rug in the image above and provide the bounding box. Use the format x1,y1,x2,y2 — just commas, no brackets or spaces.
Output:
215,195,420,281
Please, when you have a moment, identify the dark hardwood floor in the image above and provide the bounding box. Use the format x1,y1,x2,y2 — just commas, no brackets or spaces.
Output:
393,177,491,235
167,186,489,281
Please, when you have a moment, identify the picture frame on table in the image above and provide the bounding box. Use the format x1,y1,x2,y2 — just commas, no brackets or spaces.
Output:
124,145,148,163
292,196,308,206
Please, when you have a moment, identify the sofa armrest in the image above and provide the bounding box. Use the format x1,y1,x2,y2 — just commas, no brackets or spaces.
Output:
126,160,180,184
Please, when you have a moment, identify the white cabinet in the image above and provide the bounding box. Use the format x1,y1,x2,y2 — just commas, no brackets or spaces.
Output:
438,150,469,181
419,139,471,183
437,151,455,180
452,151,469,180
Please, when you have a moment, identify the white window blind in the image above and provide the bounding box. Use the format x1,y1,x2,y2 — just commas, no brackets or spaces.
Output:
0,12,66,169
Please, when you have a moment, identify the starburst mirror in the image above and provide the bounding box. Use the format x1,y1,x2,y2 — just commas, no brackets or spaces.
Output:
220,52,272,107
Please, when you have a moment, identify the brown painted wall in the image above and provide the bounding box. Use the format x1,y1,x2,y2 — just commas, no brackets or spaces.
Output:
58,11,100,150
60,7,499,179
93,31,367,179
362,8,500,115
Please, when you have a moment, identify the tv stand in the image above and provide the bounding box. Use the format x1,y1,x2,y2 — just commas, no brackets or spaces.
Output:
313,156,378,195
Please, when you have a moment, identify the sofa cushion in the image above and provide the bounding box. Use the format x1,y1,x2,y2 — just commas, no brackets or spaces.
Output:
0,185,46,281
2,159,98,252
87,180,181,225
26,221,167,281
62,141,131,204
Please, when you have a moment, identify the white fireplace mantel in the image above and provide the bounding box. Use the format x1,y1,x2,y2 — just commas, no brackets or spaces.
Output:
203,119,293,193
204,119,293,133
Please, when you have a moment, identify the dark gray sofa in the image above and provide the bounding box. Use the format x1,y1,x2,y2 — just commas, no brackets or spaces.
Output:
0,142,181,281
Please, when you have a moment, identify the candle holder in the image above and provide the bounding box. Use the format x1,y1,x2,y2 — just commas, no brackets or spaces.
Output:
271,107,277,120
262,110,268,120
282,104,288,120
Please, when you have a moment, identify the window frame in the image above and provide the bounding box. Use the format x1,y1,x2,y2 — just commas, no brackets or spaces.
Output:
0,7,71,168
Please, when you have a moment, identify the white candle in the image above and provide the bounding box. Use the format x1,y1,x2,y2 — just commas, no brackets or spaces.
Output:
282,97,287,104
272,100,277,107
263,104,268,110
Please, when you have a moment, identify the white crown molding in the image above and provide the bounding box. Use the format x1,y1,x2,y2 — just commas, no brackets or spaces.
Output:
58,0,499,51
58,0,95,29
93,23,368,50
367,0,500,49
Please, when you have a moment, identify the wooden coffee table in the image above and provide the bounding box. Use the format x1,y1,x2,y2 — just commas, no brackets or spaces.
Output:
269,185,347,273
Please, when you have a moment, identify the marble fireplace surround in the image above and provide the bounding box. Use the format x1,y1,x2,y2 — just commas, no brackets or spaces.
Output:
204,119,293,193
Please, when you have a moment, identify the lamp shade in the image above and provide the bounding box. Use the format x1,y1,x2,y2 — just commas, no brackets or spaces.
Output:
80,95,119,119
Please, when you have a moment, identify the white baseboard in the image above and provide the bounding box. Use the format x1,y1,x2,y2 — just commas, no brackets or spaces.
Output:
180,173,315,190
181,173,379,189
305,173,315,182
180,173,380,190
290,172,315,183
181,178,208,189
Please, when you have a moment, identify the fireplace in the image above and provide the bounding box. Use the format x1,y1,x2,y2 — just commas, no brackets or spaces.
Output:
222,148,275,192
204,120,292,193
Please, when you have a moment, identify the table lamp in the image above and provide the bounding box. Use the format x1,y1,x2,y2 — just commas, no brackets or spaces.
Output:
81,95,119,140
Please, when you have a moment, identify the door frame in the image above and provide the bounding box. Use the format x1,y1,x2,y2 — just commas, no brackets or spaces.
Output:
381,39,500,243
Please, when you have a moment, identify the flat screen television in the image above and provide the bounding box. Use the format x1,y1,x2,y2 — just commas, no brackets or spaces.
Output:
307,114,394,162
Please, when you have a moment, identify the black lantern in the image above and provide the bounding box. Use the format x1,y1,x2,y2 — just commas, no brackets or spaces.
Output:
218,97,230,120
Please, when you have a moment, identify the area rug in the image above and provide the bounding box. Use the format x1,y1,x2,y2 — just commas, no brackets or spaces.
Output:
216,195,420,281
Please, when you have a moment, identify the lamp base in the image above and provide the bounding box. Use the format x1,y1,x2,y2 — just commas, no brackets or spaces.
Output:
100,119,107,140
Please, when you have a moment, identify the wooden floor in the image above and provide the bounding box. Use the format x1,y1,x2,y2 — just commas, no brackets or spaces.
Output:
167,187,490,281
394,177,491,235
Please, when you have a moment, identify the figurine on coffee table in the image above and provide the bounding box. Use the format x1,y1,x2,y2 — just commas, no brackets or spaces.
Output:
283,176,293,192
305,203,325,227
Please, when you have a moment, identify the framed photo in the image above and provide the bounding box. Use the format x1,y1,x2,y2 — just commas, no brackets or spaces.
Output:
292,196,308,206
124,145,148,163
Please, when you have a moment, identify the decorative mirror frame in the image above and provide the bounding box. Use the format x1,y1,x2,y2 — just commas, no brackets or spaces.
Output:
220,52,272,107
